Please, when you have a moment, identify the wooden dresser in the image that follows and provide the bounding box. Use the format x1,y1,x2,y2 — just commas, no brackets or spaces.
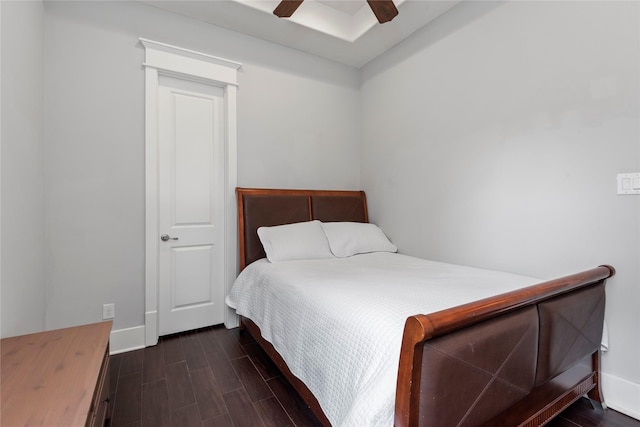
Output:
1,321,112,427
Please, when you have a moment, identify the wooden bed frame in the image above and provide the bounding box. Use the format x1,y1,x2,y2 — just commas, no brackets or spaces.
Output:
235,187,615,427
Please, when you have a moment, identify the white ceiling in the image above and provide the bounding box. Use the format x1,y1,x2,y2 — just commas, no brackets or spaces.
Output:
140,0,461,68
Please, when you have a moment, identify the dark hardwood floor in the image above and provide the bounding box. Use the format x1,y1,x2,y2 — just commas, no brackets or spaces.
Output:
108,325,639,427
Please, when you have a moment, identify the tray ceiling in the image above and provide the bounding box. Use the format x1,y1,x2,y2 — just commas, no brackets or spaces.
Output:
140,0,461,68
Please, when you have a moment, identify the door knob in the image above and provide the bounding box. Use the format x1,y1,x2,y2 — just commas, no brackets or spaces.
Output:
160,234,179,242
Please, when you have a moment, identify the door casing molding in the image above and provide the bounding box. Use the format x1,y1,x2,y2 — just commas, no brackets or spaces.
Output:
142,38,240,346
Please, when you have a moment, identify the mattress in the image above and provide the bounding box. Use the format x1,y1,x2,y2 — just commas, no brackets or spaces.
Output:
226,252,541,426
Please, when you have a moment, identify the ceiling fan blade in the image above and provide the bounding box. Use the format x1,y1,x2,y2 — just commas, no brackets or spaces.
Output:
366,0,398,23
273,0,304,18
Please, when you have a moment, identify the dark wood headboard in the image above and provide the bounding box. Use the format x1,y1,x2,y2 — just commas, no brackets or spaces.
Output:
236,188,368,270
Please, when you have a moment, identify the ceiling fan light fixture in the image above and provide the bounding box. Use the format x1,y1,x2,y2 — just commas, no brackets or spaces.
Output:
367,0,399,23
273,0,399,24
273,0,304,18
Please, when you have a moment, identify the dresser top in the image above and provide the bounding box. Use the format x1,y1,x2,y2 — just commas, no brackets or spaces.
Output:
1,321,112,426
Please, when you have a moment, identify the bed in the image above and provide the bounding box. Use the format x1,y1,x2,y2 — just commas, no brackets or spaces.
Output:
229,187,615,427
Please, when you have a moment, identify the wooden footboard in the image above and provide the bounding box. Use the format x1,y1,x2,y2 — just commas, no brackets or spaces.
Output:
395,265,615,427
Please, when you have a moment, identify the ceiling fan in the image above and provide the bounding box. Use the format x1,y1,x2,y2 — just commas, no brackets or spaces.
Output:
273,0,399,24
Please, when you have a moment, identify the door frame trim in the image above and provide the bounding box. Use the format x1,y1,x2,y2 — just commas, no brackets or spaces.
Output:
141,38,241,346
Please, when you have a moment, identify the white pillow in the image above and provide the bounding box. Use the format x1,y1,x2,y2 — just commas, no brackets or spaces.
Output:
321,222,397,258
257,220,334,262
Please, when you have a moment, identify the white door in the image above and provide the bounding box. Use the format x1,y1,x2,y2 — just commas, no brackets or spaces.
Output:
157,75,226,336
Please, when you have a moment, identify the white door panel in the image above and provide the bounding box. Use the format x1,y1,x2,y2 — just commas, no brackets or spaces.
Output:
158,76,225,336
172,246,213,307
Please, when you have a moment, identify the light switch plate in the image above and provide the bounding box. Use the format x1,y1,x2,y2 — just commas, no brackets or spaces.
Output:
617,173,640,195
103,303,115,319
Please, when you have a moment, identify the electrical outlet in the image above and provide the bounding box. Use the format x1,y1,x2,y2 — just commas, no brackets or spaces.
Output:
103,303,115,320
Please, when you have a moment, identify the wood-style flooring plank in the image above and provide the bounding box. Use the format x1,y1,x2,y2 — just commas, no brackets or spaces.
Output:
164,361,196,411
172,403,203,426
197,327,245,394
548,418,581,427
190,366,227,421
109,353,123,416
202,413,234,427
141,379,171,427
181,333,209,371
243,341,282,381
196,327,221,355
201,342,243,393
267,374,324,427
111,372,143,426
142,343,164,384
223,388,265,426
119,348,144,376
255,396,296,427
549,398,640,427
231,356,274,402
215,328,247,360
161,334,185,365
109,325,640,427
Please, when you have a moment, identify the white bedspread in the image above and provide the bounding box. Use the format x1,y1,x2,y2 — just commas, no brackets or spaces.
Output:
226,253,540,427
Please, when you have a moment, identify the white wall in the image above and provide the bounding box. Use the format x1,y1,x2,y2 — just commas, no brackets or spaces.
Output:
42,1,360,333
239,64,360,189
0,1,46,338
361,0,640,418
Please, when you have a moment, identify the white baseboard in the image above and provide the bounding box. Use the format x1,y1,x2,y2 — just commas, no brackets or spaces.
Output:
109,325,146,355
145,310,158,347
224,307,239,329
108,317,235,354
602,372,640,420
